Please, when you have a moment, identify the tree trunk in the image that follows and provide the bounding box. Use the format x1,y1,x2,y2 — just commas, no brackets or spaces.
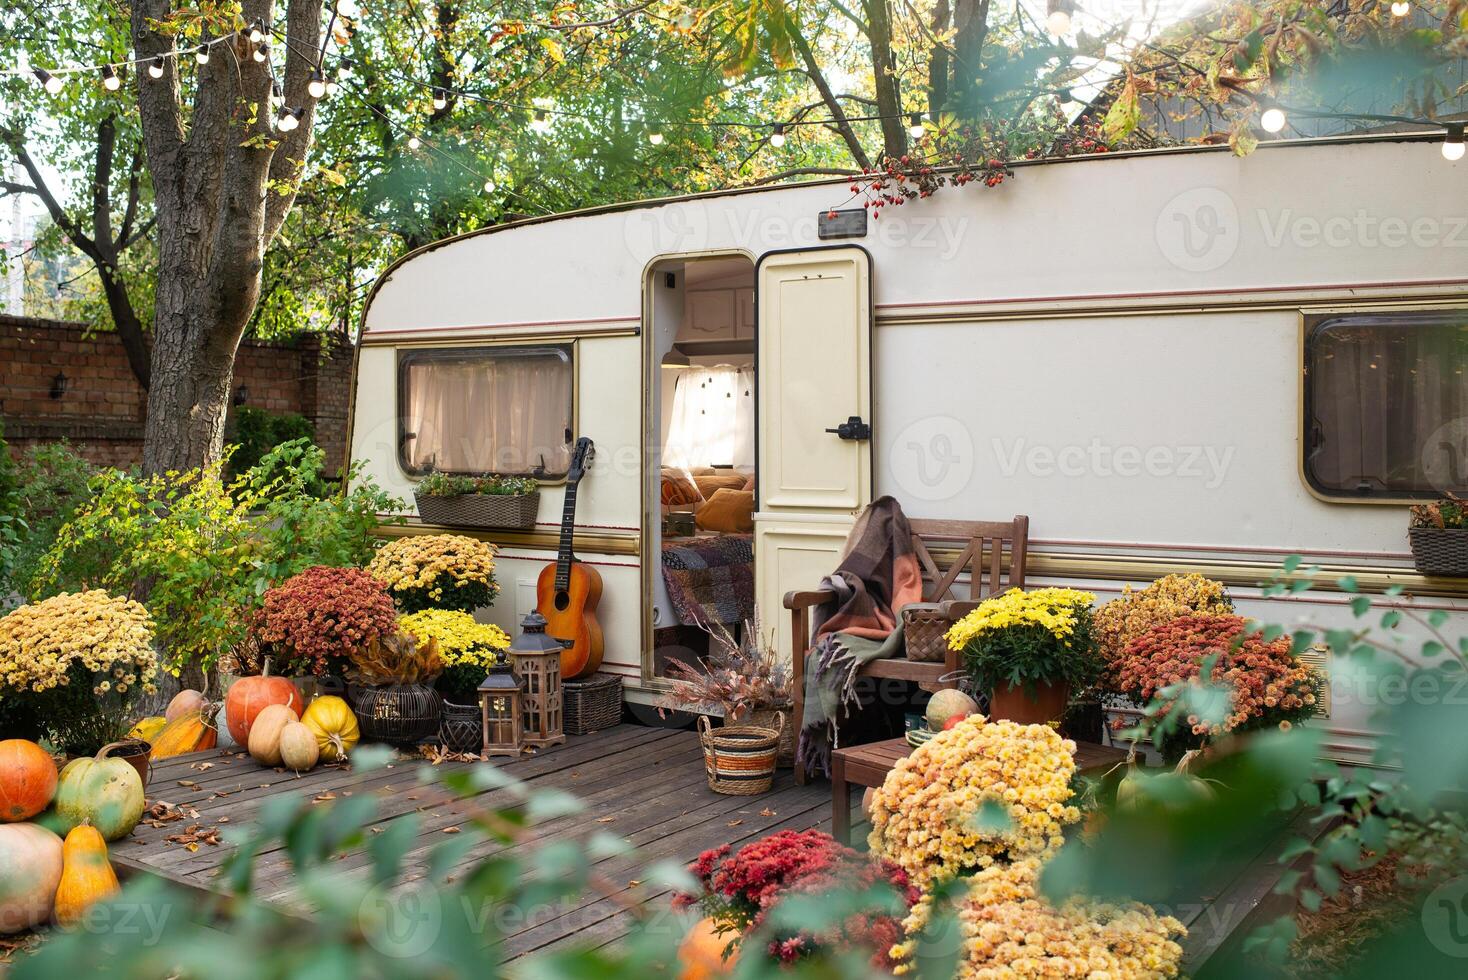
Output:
865,0,908,160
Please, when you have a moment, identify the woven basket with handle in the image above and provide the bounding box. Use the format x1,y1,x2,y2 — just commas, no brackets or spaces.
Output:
902,604,954,663
699,712,782,796
742,706,795,767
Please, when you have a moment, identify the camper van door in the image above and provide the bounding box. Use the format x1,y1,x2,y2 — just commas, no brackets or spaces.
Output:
754,246,874,658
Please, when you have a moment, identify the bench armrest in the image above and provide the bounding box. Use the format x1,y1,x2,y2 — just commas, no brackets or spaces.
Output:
783,589,836,610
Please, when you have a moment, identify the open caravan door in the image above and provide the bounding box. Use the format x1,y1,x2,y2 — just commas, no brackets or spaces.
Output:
755,246,873,660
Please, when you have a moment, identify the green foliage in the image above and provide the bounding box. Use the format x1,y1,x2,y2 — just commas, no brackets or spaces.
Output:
0,421,24,599
416,471,539,498
2,442,96,604
32,442,404,677
226,407,318,482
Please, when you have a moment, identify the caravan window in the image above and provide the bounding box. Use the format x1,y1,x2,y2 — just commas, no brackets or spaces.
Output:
1304,311,1468,500
399,345,573,478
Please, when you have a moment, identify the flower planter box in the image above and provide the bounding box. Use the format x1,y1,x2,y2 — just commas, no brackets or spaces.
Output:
414,491,540,530
1410,526,1468,577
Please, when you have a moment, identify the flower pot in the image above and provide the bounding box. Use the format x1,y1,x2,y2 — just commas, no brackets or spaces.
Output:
439,700,483,753
98,739,152,789
988,680,1071,726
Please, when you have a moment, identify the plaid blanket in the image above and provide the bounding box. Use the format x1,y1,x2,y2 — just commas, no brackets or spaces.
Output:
796,496,924,777
661,534,756,626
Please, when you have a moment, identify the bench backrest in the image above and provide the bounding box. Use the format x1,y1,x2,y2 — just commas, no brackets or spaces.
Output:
907,516,1029,605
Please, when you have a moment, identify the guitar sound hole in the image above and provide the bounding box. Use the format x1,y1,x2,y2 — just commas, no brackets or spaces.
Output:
554,590,571,611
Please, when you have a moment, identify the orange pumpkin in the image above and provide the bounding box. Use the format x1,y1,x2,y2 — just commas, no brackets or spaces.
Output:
0,740,59,823
165,689,208,723
677,917,739,980
150,710,219,761
225,675,301,745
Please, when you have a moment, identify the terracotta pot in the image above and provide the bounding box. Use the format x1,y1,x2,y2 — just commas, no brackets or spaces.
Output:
97,739,152,788
988,680,1071,726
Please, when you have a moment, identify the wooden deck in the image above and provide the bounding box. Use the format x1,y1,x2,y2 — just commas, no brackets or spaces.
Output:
113,723,831,958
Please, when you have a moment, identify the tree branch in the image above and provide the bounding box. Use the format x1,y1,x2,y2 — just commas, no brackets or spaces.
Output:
788,26,873,169
745,167,859,186
264,0,325,243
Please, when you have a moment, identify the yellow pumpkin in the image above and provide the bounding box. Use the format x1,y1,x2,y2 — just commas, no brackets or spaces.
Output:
248,703,298,767
278,722,320,773
125,717,167,743
150,710,218,761
54,823,119,927
301,696,360,763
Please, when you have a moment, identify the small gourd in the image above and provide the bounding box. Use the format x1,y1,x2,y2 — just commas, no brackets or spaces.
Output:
301,696,360,763
53,823,119,927
277,722,320,773
248,703,299,767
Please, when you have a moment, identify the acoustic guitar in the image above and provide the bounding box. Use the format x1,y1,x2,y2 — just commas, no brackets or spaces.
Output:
536,437,604,680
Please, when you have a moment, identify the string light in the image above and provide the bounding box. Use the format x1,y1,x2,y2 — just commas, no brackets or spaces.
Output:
336,0,360,17
246,20,266,45
769,123,786,147
407,134,421,150
271,79,283,104
194,44,210,66
308,67,327,98
1443,123,1465,161
908,112,925,139
648,127,664,145
1260,103,1287,134
1391,1,1411,16
32,68,62,94
483,179,496,192
432,87,447,110
253,42,269,64
147,55,165,79
277,106,303,132
1046,0,1074,37
100,64,120,91
325,77,340,96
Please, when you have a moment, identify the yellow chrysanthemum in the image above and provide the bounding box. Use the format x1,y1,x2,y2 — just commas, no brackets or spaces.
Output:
397,609,510,670
946,588,1097,652
0,590,159,696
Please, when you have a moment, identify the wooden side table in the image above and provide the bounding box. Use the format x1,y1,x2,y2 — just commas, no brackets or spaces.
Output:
831,736,1128,843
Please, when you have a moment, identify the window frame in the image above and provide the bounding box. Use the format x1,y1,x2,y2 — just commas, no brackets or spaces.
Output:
396,342,576,482
1301,307,1467,504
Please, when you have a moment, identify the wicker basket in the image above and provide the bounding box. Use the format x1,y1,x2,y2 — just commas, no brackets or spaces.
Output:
564,672,623,735
743,707,796,768
699,713,782,796
1410,526,1468,577
902,604,953,663
439,699,483,752
415,491,540,530
350,683,443,745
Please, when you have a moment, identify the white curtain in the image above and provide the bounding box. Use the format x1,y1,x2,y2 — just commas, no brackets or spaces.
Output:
404,348,573,475
664,365,754,472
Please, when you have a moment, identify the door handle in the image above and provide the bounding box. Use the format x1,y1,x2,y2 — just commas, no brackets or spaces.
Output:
825,416,872,441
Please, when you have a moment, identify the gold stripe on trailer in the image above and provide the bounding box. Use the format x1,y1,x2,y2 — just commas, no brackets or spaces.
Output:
372,520,640,557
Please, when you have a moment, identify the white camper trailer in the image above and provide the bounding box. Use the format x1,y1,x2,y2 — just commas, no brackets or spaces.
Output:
349,133,1468,763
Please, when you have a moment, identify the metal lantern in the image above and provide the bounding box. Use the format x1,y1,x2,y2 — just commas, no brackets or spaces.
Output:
478,664,524,758
509,611,565,749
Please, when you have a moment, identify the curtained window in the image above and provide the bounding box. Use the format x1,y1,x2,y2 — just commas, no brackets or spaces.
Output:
1305,311,1468,499
399,345,573,477
664,365,755,472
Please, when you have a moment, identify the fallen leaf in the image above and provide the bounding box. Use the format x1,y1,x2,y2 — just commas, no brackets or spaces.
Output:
760,808,776,817
442,827,461,834
176,780,198,788
595,816,615,823
726,819,743,828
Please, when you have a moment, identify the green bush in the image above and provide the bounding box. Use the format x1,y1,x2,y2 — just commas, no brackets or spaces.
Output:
0,421,23,600
2,441,95,604
226,406,318,482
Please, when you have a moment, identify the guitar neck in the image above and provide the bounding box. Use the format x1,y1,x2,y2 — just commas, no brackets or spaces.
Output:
554,479,580,590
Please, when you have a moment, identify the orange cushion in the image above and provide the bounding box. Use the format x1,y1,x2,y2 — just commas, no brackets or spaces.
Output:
695,489,754,534
693,473,746,498
661,470,701,506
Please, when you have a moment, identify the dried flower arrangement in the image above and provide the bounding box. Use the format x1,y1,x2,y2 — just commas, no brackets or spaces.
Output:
658,619,792,721
347,631,443,686
676,829,918,970
250,566,398,678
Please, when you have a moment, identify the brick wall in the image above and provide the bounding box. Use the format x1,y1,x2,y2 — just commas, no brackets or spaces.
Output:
0,314,353,471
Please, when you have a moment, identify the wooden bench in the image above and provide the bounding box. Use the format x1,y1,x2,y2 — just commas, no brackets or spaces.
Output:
830,736,1127,843
784,516,1030,784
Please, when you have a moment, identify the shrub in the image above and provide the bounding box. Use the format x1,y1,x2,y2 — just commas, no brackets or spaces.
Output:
3,442,95,603
367,534,499,613
0,422,23,600
251,566,399,678
226,406,317,482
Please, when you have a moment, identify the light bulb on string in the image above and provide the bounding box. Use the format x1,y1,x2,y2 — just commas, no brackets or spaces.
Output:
254,43,269,64
33,68,64,95
769,123,786,148
648,128,664,145
101,65,120,91
148,55,166,79
1443,124,1465,162
308,68,327,99
1260,103,1287,134
407,134,421,150
483,179,496,193
246,20,265,44
195,44,210,66
1045,0,1074,36
337,0,360,17
325,78,339,96
1391,1,1411,16
277,106,302,133
908,112,925,140
336,62,350,79
271,79,283,105
432,87,447,110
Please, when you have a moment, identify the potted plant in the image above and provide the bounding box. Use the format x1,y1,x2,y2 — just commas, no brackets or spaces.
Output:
412,472,540,531
367,534,501,614
345,631,445,745
0,590,161,755
658,619,795,766
947,587,1101,725
250,565,399,703
397,609,511,752
1409,494,1468,576
1110,613,1321,762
